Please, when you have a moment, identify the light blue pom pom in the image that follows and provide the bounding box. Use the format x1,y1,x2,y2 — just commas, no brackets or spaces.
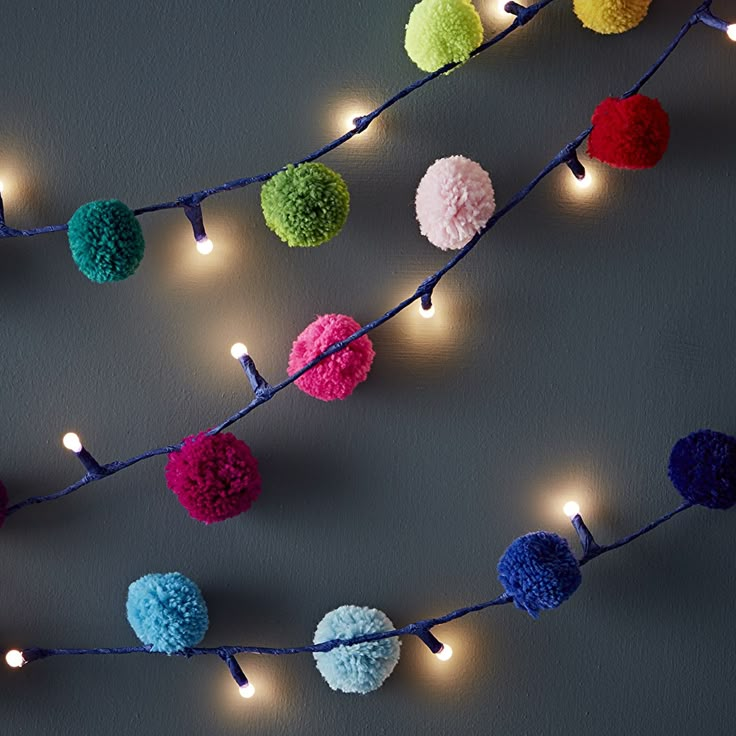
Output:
313,605,401,694
126,572,209,654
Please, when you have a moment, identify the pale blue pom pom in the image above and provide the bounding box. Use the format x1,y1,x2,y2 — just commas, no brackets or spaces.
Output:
313,605,401,694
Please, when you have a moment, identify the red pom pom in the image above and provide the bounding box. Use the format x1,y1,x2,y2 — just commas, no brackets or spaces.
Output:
288,314,375,401
0,480,8,529
588,94,670,170
165,433,261,524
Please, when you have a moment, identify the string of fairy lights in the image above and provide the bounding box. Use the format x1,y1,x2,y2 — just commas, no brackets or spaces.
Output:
3,0,735,704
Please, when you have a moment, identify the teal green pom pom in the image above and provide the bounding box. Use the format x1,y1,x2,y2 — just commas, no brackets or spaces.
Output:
67,199,145,282
260,163,350,247
405,0,484,73
313,605,400,694
126,572,209,654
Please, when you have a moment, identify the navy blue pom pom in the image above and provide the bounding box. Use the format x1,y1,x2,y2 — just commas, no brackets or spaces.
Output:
497,531,582,618
668,429,736,510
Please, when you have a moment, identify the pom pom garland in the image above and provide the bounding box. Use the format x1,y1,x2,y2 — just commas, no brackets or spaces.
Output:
404,0,484,72
588,95,670,170
573,0,651,35
497,531,582,618
67,199,145,282
288,314,375,401
415,155,496,251
668,429,736,509
260,163,350,247
313,605,401,694
126,573,209,654
165,433,262,524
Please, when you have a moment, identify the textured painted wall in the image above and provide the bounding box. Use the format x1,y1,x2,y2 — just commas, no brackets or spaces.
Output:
2,1,735,733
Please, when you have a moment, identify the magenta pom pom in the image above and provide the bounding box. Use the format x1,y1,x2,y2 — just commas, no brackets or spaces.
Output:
0,480,8,529
288,314,375,401
415,155,496,251
165,433,261,524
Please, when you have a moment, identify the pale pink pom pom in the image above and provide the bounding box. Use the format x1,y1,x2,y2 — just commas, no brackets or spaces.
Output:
415,155,496,250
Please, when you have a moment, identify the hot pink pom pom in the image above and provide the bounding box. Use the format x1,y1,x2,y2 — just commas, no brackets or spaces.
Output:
288,314,375,401
415,155,496,250
165,433,261,524
0,480,8,529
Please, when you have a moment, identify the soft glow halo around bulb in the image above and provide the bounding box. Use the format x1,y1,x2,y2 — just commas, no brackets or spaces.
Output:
563,501,581,518
62,432,83,453
435,644,453,661
230,343,249,360
196,238,214,255
0,180,4,194
239,682,256,699
727,24,736,41
5,650,25,668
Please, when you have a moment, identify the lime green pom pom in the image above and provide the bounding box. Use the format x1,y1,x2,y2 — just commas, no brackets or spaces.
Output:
261,163,350,248
67,199,145,283
405,0,484,73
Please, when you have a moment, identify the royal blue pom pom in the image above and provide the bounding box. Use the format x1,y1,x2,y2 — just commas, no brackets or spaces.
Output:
313,605,401,694
668,429,736,509
498,531,582,618
126,572,209,654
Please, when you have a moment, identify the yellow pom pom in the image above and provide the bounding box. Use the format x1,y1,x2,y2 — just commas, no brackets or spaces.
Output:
573,0,651,35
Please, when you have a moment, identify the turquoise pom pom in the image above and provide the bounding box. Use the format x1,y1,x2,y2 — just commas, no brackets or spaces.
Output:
67,199,145,282
126,572,209,654
313,605,400,694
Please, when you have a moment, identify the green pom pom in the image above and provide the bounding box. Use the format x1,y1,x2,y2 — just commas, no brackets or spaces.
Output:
405,0,484,73
260,163,350,248
67,199,145,283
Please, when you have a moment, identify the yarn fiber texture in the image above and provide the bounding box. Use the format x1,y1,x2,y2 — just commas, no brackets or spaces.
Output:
67,199,145,282
0,480,7,529
573,0,651,34
288,314,375,401
165,432,262,524
668,429,736,510
126,572,209,654
261,163,350,247
405,0,484,72
498,531,582,618
313,605,401,694
415,155,495,250
588,95,670,170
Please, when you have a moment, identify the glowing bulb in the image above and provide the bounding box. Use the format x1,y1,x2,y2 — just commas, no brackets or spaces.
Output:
435,644,453,661
563,501,580,518
62,432,83,453
196,238,214,255
728,24,736,41
0,180,4,194
239,682,256,699
230,343,249,360
419,303,436,319
345,112,364,129
5,650,25,668
498,0,510,12
574,173,592,189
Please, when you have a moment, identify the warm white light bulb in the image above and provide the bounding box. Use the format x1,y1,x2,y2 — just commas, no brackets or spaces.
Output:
239,682,256,699
62,432,83,453
563,501,580,519
345,112,364,129
5,650,25,668
230,342,249,360
196,238,214,255
574,173,592,189
419,303,436,319
498,0,510,13
727,24,736,41
0,180,4,194
435,644,453,661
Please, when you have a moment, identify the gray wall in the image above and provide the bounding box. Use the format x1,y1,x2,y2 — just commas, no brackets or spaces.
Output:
2,1,735,733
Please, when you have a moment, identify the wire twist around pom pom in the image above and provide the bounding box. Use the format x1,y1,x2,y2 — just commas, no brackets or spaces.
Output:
497,531,582,618
126,573,209,654
165,433,262,524
668,429,736,509
288,314,375,401
67,199,145,282
313,605,401,694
